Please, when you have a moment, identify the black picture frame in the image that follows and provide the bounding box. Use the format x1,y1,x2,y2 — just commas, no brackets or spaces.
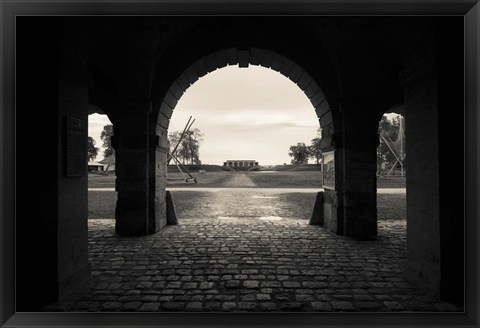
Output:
1,1,478,327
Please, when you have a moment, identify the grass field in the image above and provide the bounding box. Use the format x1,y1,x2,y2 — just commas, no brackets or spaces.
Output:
88,171,406,221
89,171,405,189
88,190,406,221
88,174,116,188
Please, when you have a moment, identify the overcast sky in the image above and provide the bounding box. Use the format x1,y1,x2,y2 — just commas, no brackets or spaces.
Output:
89,65,320,165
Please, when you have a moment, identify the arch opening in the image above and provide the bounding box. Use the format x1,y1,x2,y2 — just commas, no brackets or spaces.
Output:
375,111,407,250
87,113,116,226
165,64,324,223
156,48,335,153
155,49,333,225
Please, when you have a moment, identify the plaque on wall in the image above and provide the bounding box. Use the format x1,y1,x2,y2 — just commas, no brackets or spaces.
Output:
66,116,87,177
322,151,335,190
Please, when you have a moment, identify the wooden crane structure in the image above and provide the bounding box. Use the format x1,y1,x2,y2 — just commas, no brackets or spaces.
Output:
167,116,198,183
379,115,406,177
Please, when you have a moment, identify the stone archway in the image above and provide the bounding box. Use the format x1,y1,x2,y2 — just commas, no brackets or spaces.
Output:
157,48,334,149
12,15,467,312
149,48,350,240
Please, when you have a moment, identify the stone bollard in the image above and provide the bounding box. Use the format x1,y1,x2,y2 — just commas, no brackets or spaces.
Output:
166,190,177,225
309,191,324,226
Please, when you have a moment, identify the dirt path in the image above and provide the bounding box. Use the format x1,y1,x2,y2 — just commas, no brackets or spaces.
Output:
221,172,257,187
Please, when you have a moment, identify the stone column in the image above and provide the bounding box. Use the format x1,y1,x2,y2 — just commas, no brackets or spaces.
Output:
400,60,442,296
321,104,379,239
319,121,342,234
16,19,91,309
340,105,379,239
114,101,151,236
148,114,169,234
398,21,464,303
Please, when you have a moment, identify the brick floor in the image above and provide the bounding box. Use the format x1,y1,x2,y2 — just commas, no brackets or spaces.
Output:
44,213,459,312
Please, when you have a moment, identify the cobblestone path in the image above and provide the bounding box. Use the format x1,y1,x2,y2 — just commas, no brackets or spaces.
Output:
45,213,459,312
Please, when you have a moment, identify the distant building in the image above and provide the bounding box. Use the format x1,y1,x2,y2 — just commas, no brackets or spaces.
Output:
98,154,116,172
87,162,105,172
223,160,259,168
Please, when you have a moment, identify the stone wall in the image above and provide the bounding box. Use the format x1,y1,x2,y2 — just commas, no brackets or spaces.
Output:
15,17,90,309
57,22,91,299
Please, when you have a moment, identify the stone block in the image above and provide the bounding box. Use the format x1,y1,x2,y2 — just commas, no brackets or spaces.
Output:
157,135,169,150
150,197,167,234
319,138,333,153
192,58,208,77
321,123,334,137
288,64,303,83
225,280,240,289
226,48,238,65
169,81,184,100
176,72,192,91
279,57,294,77
305,81,321,99
279,302,301,310
319,111,333,127
331,301,355,311
270,53,282,71
222,302,237,311
260,302,277,311
214,49,229,68
323,189,341,235
238,302,257,310
183,66,199,85
161,302,185,311
282,281,300,288
297,72,312,90
249,48,262,66
204,302,221,311
259,50,273,68
243,280,259,288
185,302,203,311
310,89,327,108
204,53,218,72
163,90,178,109
159,101,173,119
238,49,249,68
156,113,169,130
356,301,380,310
311,302,332,311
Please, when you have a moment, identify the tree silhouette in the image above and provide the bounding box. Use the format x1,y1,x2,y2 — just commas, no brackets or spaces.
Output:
168,128,203,165
309,128,322,165
87,136,99,161
289,142,310,165
100,124,114,158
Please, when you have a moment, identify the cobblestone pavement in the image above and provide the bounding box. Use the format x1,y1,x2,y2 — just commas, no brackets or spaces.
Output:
45,191,459,313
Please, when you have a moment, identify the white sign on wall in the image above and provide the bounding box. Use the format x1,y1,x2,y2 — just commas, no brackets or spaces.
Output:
322,151,335,190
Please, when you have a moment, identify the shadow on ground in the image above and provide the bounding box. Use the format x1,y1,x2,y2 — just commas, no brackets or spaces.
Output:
47,183,458,313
